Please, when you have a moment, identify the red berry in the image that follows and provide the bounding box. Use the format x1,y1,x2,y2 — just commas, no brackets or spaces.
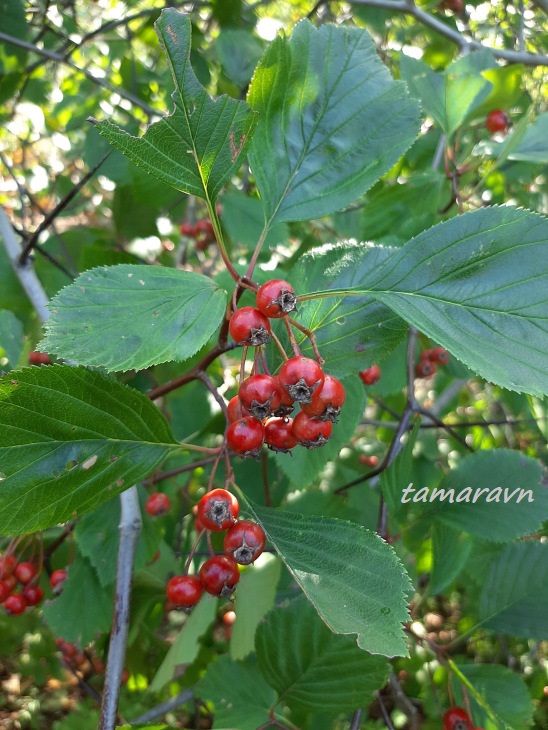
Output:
224,520,266,565
3,575,17,592
199,555,240,598
416,360,437,377
29,350,52,365
229,307,271,346
14,562,37,584
359,365,381,385
301,374,346,422
5,593,26,615
196,219,215,239
429,346,449,365
22,584,44,606
226,416,265,458
145,492,171,516
439,0,463,13
272,377,295,416
278,357,325,404
223,609,236,626
227,395,249,423
264,417,298,453
443,707,473,730
197,489,239,532
92,657,106,674
0,581,12,603
180,221,197,237
50,568,68,594
238,374,282,420
0,555,16,578
256,279,297,318
292,411,332,449
485,109,509,134
166,575,204,608
359,454,379,468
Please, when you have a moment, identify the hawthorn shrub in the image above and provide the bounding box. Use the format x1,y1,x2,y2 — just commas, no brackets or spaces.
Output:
0,2,547,730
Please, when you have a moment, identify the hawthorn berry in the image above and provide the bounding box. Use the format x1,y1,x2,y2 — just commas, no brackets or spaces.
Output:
180,221,197,237
301,374,346,422
256,279,297,318
5,593,26,615
0,581,11,603
359,454,379,468
197,488,239,531
50,568,68,594
278,356,325,404
292,411,332,449
3,574,17,592
416,360,437,377
166,575,204,608
227,395,249,423
229,307,271,346
145,492,171,516
226,416,265,458
14,562,37,584
272,377,295,416
199,555,240,598
224,520,266,565
429,346,449,365
265,417,298,453
22,584,44,606
443,707,473,730
238,374,282,420
359,365,381,386
485,109,509,134
29,350,51,365
0,555,16,578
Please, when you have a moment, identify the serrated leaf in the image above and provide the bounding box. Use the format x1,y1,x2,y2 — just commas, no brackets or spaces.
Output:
508,112,548,163
247,505,413,657
42,554,114,646
274,376,366,488
248,20,420,224
479,542,548,639
0,309,24,369
430,523,473,595
256,595,389,712
0,365,181,535
196,655,277,730
452,663,533,730
95,9,257,201
422,450,547,542
149,597,218,692
313,207,548,396
291,243,408,376
40,265,227,371
231,553,281,661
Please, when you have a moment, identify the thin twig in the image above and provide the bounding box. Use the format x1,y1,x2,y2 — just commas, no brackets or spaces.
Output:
129,688,194,724
144,456,218,486
349,708,363,730
376,692,395,729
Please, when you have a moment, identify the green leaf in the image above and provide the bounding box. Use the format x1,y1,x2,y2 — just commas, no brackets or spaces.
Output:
0,365,180,535
400,55,492,135
95,9,257,201
256,595,389,712
430,523,473,595
421,450,547,542
454,664,533,730
40,265,227,372
42,554,114,646
149,597,218,692
231,554,282,661
221,192,289,250
0,310,24,370
479,542,548,639
216,29,265,88
381,418,420,517
291,243,408,377
248,20,420,224
196,655,277,730
320,207,548,396
274,376,366,488
508,112,548,164
248,506,413,657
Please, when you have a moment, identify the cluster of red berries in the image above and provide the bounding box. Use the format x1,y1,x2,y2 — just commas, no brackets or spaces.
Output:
443,706,482,730
180,219,216,250
0,554,67,616
416,346,449,378
165,489,265,609
359,364,381,386
485,109,509,135
227,280,346,456
29,350,51,365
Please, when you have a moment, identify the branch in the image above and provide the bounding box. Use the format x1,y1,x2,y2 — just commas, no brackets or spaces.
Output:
99,487,142,730
347,0,548,66
129,688,194,724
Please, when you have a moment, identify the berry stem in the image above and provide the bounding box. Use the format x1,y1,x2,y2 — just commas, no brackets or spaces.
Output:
196,370,228,417
239,346,248,387
286,316,323,364
283,317,302,357
206,200,240,283
207,451,223,493
184,528,206,576
269,329,289,362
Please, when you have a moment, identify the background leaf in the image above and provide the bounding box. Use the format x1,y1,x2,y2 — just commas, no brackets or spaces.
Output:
0,309,24,370
256,595,389,712
248,505,413,657
95,9,257,201
430,523,473,595
248,20,420,224
0,365,180,535
40,265,227,371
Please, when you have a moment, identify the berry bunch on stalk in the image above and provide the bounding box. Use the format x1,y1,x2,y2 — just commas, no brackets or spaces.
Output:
226,278,346,456
165,489,265,609
0,549,68,616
